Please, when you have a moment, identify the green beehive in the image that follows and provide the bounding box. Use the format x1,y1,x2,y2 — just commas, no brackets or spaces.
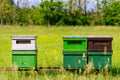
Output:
11,35,37,68
63,36,87,69
63,51,87,69
63,36,87,51
12,51,37,68
88,52,112,69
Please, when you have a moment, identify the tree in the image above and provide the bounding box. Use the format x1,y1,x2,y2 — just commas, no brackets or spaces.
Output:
31,6,45,25
0,0,19,25
103,1,120,26
0,0,10,25
39,1,65,26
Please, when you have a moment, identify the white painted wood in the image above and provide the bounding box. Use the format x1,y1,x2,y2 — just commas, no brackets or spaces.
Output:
11,35,37,40
11,35,37,50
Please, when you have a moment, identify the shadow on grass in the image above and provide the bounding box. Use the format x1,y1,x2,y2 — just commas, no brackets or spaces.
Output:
111,68,120,76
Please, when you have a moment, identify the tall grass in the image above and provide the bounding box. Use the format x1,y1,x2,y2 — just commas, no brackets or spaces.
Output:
0,25,120,79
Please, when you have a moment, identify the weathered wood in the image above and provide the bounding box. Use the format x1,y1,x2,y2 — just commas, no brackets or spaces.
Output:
0,67,18,71
0,67,65,72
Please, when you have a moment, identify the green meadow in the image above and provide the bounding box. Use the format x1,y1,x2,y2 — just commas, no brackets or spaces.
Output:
0,25,120,79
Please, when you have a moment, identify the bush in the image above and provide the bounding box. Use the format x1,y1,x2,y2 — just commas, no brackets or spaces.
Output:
103,1,120,26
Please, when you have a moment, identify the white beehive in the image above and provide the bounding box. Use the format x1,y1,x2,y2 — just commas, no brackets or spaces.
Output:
11,35,37,50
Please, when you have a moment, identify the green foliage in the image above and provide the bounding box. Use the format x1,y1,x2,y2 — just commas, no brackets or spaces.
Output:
1,0,120,26
103,1,120,26
0,0,92,26
39,1,65,25
31,7,44,25
17,8,32,26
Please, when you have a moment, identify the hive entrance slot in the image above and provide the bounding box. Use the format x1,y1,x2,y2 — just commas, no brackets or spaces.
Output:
16,40,31,44
68,41,82,44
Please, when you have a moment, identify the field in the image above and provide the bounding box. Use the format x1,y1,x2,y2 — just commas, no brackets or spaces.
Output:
0,25,120,79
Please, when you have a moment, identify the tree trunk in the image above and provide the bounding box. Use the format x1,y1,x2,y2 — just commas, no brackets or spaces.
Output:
97,0,99,15
78,0,81,15
84,0,86,15
0,13,3,25
0,0,1,25
73,0,77,11
0,0,3,25
48,21,50,27
0,12,1,25
69,0,73,15
78,0,81,8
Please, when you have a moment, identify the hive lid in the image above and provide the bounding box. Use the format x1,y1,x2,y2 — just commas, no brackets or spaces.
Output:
87,36,113,40
11,35,37,39
63,36,112,38
87,36,112,38
63,36,87,38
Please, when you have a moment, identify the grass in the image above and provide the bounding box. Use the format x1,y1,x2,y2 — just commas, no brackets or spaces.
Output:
0,25,120,79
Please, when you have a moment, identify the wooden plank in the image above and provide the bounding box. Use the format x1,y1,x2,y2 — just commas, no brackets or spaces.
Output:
37,67,65,72
0,67,18,71
0,67,65,71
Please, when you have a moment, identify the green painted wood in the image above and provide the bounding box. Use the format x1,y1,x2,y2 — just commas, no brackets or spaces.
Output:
63,51,87,54
88,52,112,55
12,51,37,54
12,51,37,68
63,37,87,51
88,52,112,69
63,52,87,69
